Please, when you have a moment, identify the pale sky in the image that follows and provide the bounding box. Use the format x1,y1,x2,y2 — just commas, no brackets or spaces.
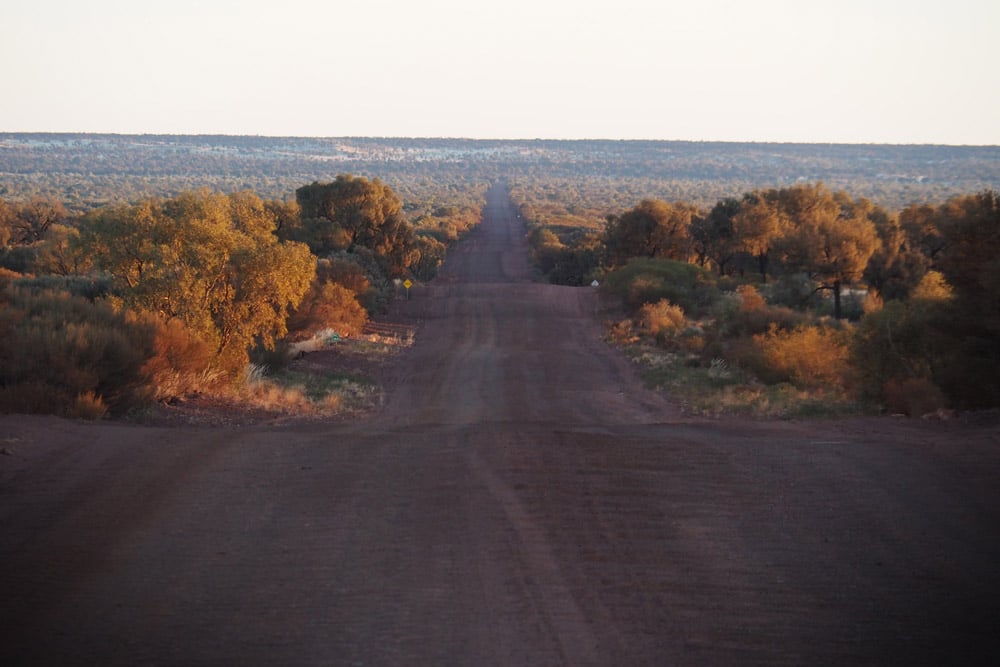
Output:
2,0,998,144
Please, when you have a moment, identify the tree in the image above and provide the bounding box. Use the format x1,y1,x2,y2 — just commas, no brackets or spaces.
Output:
8,197,68,244
853,191,1000,410
863,206,928,301
75,200,164,290
0,198,13,247
774,184,879,319
412,234,446,281
546,239,603,286
934,191,1000,334
690,198,738,275
296,175,417,276
33,224,92,276
605,199,695,266
899,203,946,265
78,191,315,372
732,190,784,282
927,191,1000,407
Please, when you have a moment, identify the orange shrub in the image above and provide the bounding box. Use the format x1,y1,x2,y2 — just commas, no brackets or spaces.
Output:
718,285,806,337
136,314,219,400
638,299,686,337
286,281,367,341
910,270,953,301
736,284,767,311
752,324,853,391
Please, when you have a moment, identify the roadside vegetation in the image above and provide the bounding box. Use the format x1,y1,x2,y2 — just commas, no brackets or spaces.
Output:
0,176,483,419
2,136,997,421
515,182,1000,417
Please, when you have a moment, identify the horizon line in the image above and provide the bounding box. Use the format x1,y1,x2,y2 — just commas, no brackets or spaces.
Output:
1,130,997,149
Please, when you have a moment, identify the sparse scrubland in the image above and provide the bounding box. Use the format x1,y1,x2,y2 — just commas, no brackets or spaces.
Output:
0,176,483,419
2,135,998,420
516,184,1000,417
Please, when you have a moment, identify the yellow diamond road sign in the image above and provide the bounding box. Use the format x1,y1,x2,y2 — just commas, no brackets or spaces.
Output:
403,279,412,289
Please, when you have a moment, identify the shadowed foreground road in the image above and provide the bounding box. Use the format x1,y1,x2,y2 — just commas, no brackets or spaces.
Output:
2,184,1000,665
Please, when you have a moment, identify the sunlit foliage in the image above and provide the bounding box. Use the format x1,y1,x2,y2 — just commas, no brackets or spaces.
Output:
78,190,315,372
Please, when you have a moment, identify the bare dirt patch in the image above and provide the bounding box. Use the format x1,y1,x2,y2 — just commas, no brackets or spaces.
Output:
132,329,416,428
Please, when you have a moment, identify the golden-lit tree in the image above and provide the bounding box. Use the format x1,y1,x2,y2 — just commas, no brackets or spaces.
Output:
732,190,786,282
774,184,879,318
33,224,91,276
78,190,315,372
296,175,417,276
605,199,696,266
862,206,929,301
0,198,13,247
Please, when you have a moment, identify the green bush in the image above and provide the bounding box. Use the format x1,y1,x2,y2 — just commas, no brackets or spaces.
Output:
928,321,1000,409
714,284,808,338
762,273,818,311
546,246,601,286
602,258,721,316
852,295,1000,411
852,301,936,404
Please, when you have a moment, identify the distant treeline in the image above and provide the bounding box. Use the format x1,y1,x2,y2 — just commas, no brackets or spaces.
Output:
1,134,997,210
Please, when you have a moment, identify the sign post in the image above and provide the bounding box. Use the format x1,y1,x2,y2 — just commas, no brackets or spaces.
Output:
403,279,412,300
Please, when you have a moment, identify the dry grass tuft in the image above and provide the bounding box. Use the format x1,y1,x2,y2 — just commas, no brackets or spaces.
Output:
65,392,109,420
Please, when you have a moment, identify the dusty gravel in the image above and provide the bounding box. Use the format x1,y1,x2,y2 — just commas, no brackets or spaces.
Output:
2,184,999,665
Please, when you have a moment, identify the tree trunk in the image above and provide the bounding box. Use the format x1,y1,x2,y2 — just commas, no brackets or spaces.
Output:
833,279,842,319
758,253,769,283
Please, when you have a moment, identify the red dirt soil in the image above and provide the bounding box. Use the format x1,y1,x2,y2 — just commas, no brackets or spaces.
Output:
2,184,999,665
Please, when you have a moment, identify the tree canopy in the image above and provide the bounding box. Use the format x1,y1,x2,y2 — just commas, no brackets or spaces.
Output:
78,190,315,371
605,199,695,266
295,175,417,277
773,185,880,318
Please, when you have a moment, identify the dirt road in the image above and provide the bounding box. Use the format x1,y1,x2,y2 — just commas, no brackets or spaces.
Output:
2,184,999,665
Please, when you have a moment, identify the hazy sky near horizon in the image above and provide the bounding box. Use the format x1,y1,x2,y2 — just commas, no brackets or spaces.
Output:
3,0,998,144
